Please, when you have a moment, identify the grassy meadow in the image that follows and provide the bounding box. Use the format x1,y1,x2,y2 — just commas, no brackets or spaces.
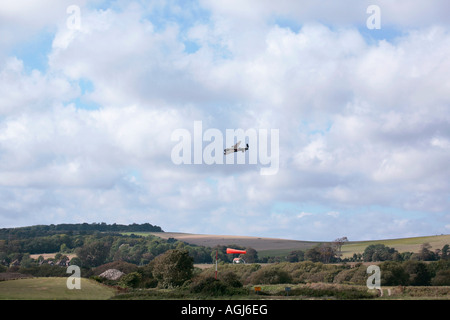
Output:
1,272,449,300
0,277,117,300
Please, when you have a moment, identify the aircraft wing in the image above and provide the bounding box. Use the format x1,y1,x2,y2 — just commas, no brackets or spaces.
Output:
224,141,241,155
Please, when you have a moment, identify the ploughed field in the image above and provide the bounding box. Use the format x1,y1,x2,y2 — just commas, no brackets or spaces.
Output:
148,232,450,258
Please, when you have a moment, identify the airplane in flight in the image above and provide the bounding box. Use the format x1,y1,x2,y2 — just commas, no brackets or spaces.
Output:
224,141,249,155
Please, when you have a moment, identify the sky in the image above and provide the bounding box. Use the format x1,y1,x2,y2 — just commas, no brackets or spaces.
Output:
1,0,450,241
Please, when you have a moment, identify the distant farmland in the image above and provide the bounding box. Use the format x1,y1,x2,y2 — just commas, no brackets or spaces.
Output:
341,234,450,258
148,232,450,258
148,232,320,257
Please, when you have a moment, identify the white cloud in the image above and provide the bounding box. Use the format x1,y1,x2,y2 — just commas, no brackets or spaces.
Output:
327,211,340,218
0,57,76,116
297,212,313,219
1,1,450,240
431,137,450,150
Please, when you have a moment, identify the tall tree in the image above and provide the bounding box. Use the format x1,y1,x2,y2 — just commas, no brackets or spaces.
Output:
305,247,322,262
75,241,111,267
404,261,431,286
244,247,258,263
363,244,398,262
319,244,336,263
442,244,449,260
333,237,348,261
418,243,436,261
152,249,194,288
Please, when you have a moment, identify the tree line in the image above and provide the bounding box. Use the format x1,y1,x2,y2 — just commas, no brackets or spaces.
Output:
1,224,449,268
280,242,450,264
1,224,449,290
0,232,213,269
0,222,163,240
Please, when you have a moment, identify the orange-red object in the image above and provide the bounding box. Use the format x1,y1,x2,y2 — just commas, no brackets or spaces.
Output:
226,248,247,254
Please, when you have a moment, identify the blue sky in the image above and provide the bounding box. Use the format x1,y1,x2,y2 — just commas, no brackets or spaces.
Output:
1,0,450,241
11,30,54,73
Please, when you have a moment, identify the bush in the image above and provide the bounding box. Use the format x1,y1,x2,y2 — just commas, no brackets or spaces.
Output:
136,263,158,288
348,265,370,285
17,264,68,277
194,263,261,285
332,265,367,285
403,261,431,286
190,276,229,296
306,271,334,283
431,270,450,286
248,266,292,284
380,261,409,286
152,249,194,288
332,268,355,284
281,283,377,299
220,271,243,288
189,275,247,297
119,272,142,288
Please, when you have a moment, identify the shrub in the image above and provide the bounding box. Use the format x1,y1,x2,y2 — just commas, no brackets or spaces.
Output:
17,264,68,277
431,270,450,286
190,276,229,296
380,261,409,286
333,268,355,284
152,249,194,288
348,265,370,285
119,272,142,288
189,275,247,297
248,266,292,284
220,270,243,288
403,261,431,286
279,283,377,299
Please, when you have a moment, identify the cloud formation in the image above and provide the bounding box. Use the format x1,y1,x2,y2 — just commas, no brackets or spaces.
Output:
1,1,449,240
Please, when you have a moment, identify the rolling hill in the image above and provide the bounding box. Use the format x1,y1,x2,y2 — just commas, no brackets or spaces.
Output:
149,232,321,257
341,234,450,258
149,232,450,258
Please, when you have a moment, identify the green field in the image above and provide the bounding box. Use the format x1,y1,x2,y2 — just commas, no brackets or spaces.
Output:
341,234,450,258
0,277,117,300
